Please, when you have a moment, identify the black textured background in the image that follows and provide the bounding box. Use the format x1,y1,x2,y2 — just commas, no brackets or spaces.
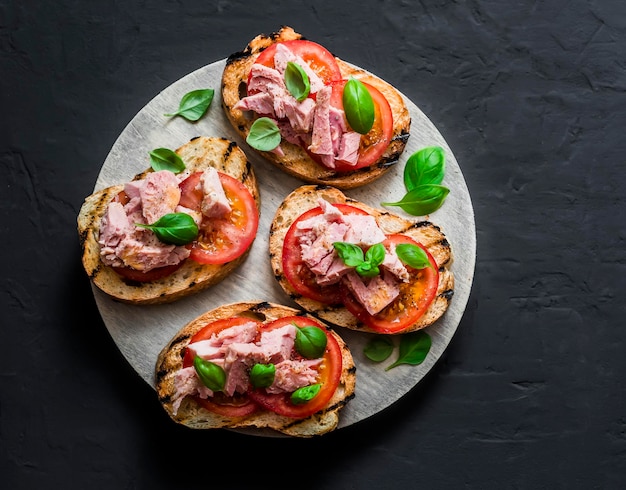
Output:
2,1,625,489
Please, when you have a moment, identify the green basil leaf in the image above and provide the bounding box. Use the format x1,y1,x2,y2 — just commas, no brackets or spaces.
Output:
284,62,310,102
381,184,450,216
342,77,375,134
135,212,198,245
164,88,214,122
386,331,432,371
295,325,328,359
249,363,275,388
193,356,226,391
365,243,386,266
356,261,379,277
404,146,445,191
149,148,186,173
246,117,281,151
291,384,322,405
395,243,432,269
364,336,394,362
333,242,365,267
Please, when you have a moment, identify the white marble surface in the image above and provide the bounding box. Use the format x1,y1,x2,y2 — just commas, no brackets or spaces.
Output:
92,58,476,432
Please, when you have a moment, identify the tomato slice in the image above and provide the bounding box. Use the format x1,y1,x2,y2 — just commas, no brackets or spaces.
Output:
180,171,259,265
183,316,262,417
112,263,183,283
282,204,369,304
251,39,342,88
328,79,394,171
247,316,343,419
340,235,439,334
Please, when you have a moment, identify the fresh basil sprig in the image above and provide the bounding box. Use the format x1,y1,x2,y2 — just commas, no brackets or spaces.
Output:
149,148,186,173
363,336,394,362
342,77,375,134
395,243,432,269
246,117,281,151
363,331,432,371
193,356,226,392
295,324,327,359
382,146,450,216
135,212,198,245
164,88,215,122
291,384,321,405
284,62,310,102
386,331,431,371
333,242,385,277
250,363,275,388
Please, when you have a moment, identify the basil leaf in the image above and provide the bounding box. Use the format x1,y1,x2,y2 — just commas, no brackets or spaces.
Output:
342,77,375,134
382,184,450,216
395,243,432,269
246,117,281,151
193,356,226,391
250,363,275,388
404,146,445,191
364,336,394,362
149,148,186,173
284,62,310,102
291,384,322,405
135,212,198,245
333,242,365,267
386,331,432,370
164,88,214,122
295,325,327,359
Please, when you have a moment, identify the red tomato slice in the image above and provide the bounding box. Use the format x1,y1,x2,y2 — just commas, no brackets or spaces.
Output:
183,316,263,417
340,235,439,334
328,79,394,171
282,204,370,304
112,263,183,283
180,171,259,265
251,39,342,88
247,316,343,419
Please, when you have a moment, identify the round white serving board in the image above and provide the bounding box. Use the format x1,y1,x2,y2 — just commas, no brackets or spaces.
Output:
91,58,476,434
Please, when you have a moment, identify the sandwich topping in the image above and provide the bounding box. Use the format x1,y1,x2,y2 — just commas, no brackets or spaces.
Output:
234,39,393,171
170,314,343,419
282,199,440,333
98,166,258,280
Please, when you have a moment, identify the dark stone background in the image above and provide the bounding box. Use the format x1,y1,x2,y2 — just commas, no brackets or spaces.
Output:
2,1,625,488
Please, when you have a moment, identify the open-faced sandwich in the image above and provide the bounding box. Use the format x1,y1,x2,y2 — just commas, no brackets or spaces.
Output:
269,185,454,334
221,25,411,189
155,301,356,437
77,136,260,305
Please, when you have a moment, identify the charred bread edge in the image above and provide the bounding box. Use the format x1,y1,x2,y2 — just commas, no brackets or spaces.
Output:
77,136,260,305
221,26,411,190
269,184,455,334
154,301,357,438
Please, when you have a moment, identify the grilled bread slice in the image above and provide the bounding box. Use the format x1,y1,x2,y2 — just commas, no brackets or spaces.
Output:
221,25,411,189
77,136,260,305
155,301,357,438
269,185,454,334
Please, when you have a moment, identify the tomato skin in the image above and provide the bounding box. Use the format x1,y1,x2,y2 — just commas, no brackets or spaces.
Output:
282,204,370,304
252,39,342,87
112,263,183,283
247,316,343,419
182,171,259,265
340,235,439,334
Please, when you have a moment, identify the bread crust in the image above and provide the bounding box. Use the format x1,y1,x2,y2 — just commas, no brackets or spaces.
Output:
77,136,260,305
221,26,411,189
269,185,454,334
154,301,357,437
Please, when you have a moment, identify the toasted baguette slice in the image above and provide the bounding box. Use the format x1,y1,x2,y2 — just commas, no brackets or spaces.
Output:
155,301,356,438
269,185,454,334
77,136,260,305
221,26,411,189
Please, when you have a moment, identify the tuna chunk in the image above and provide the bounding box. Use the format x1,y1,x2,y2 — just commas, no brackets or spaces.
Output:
171,366,214,415
342,270,401,315
258,324,297,363
267,359,322,394
140,170,181,224
200,167,231,218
